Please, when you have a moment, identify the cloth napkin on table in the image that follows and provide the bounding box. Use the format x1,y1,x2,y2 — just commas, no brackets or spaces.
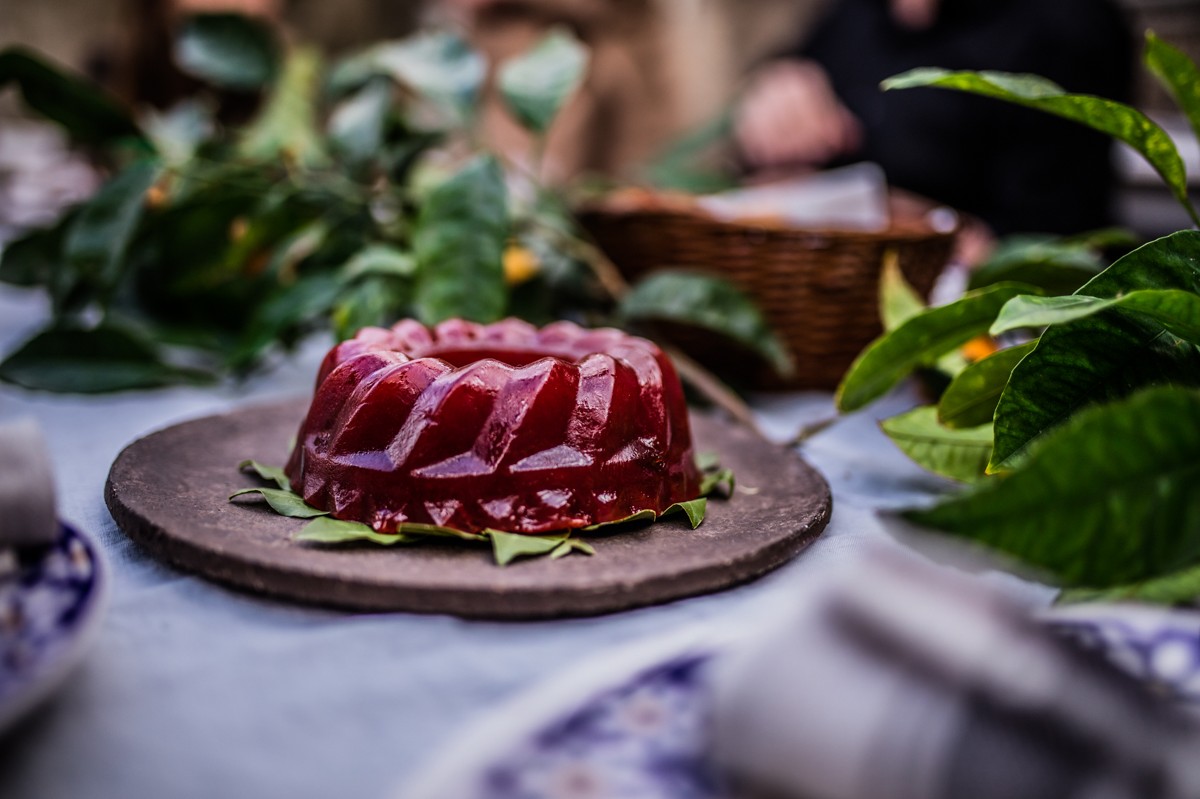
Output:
0,417,58,549
710,548,1200,799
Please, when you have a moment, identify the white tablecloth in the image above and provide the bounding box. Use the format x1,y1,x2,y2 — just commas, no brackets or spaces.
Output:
0,285,1052,799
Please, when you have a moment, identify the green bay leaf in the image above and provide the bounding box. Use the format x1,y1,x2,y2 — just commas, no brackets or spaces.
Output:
1145,32,1200,162
484,529,567,566
229,487,328,518
329,32,484,125
967,234,1105,294
991,289,1200,342
0,324,213,393
881,406,992,483
938,342,1035,429
879,252,926,331
238,459,291,490
498,29,588,135
1059,561,1200,605
990,309,1200,470
413,154,507,324
664,498,707,529
0,46,143,147
583,509,656,531
238,48,328,167
175,12,279,90
883,68,1197,225
836,282,1035,412
700,467,735,498
619,271,793,377
990,232,1200,467
65,160,160,295
297,516,413,545
1079,229,1200,297
906,386,1200,587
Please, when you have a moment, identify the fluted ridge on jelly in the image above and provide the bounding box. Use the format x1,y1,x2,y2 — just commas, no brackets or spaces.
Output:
285,319,701,534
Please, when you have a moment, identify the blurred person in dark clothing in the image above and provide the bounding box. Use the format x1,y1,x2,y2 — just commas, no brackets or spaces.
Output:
736,0,1134,236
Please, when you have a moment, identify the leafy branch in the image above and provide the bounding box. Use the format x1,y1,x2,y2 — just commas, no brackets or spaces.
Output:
839,31,1200,602
0,14,788,399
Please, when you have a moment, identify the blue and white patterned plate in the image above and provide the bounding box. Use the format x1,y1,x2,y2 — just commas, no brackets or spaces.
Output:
1041,603,1200,706
401,627,731,799
402,604,1200,799
0,523,106,733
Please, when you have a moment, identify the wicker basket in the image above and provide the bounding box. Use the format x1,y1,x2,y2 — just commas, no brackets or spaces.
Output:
580,199,957,390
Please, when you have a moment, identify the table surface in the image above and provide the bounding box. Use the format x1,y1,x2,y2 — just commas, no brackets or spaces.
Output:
0,286,1052,799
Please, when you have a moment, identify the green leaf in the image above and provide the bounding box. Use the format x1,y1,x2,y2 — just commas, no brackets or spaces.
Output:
699,467,735,498
296,516,413,545
394,523,486,542
293,515,487,546
991,290,1200,342
0,219,68,286
619,271,793,377
879,252,926,331
141,99,214,166
229,487,329,518
836,282,1034,412
883,68,1199,226
485,529,567,566
229,273,342,369
967,235,1106,294
663,498,707,528
331,275,412,341
905,386,1200,587
1059,562,1200,605
413,154,508,324
343,244,416,280
937,342,1035,429
498,29,589,135
0,47,142,147
584,509,657,531
64,160,160,296
1061,227,1140,251
238,48,329,167
327,78,393,166
881,406,992,483
175,13,279,90
1077,230,1200,297
0,324,212,393
990,232,1200,467
329,32,484,126
1145,31,1200,160
238,459,291,490
990,313,1200,470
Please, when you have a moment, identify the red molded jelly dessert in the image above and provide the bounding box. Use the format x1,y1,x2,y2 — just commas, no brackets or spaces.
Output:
285,318,702,534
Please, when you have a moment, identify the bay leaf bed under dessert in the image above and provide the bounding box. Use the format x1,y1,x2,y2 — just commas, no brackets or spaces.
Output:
104,398,831,618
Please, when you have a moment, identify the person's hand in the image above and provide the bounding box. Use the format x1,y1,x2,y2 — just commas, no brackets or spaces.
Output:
889,0,942,30
735,59,862,170
171,0,282,17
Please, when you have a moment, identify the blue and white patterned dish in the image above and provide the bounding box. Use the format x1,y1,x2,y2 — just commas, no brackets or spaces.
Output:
0,523,106,733
1041,603,1200,706
402,628,731,799
402,604,1200,799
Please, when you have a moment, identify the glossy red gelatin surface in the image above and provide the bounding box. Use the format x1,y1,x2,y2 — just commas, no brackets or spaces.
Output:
285,318,702,534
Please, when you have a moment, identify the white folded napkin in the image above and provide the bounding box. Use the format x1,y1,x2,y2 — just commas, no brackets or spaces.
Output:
0,418,58,548
710,548,1200,799
697,163,890,231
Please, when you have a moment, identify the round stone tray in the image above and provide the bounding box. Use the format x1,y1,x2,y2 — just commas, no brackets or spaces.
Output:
104,399,831,618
